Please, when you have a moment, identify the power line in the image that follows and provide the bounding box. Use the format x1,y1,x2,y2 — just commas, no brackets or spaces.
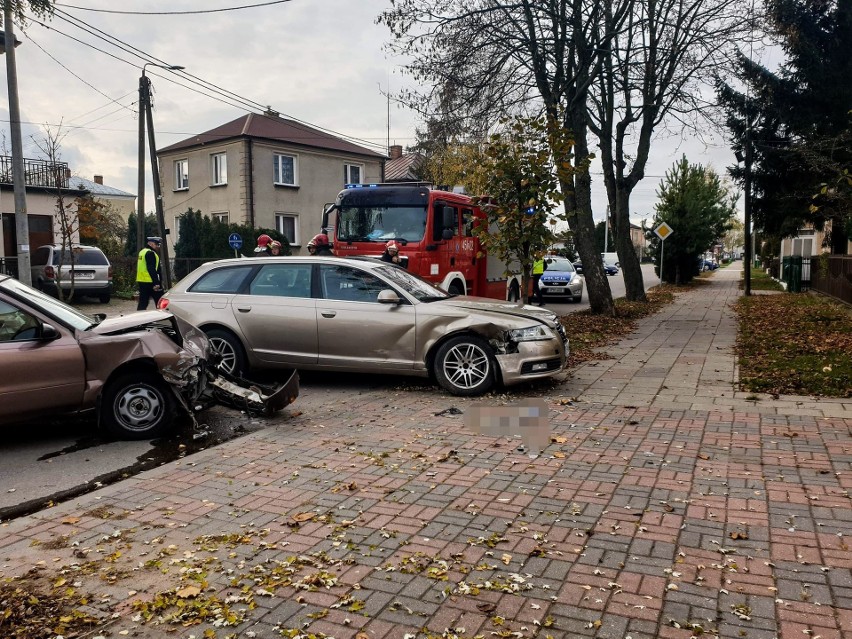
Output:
54,0,293,15
46,9,388,152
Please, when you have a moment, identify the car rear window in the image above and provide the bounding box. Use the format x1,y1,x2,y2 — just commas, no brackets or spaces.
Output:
52,248,109,266
189,265,255,294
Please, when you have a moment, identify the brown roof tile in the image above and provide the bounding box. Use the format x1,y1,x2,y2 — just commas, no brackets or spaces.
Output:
158,112,385,158
385,152,425,181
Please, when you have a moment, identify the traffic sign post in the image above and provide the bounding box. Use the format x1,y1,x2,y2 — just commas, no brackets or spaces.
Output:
653,223,674,286
228,233,243,258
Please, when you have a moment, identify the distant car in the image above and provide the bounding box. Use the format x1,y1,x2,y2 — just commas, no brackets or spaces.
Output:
0,274,297,439
571,260,618,276
699,259,718,272
31,244,113,303
540,256,584,302
159,255,569,397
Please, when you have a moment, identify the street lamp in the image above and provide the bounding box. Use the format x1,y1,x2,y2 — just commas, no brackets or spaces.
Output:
137,62,183,289
1,10,31,286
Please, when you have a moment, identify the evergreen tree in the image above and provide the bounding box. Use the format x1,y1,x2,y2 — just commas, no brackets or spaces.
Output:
717,0,852,249
648,157,737,284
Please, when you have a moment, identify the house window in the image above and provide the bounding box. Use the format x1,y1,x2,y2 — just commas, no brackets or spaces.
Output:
275,213,298,245
211,153,227,186
273,153,298,186
344,163,363,185
174,159,189,190
212,212,229,224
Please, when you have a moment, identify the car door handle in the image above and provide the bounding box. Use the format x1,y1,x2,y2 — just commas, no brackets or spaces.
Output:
236,306,252,313
321,310,337,318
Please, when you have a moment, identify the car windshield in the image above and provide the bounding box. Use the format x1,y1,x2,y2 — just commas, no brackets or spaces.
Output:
1,278,97,330
374,265,451,301
545,257,575,271
337,205,427,243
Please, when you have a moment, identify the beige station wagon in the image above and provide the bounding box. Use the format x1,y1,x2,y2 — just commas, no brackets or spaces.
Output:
159,256,569,396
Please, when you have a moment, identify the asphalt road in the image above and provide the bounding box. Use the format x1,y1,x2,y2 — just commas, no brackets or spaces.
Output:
0,263,659,521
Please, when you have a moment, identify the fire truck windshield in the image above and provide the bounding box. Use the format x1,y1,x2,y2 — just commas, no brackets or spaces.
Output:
336,205,427,243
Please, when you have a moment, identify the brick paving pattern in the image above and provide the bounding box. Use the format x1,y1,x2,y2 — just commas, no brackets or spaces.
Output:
2,264,851,638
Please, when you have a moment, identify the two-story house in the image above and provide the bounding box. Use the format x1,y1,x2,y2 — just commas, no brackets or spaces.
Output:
157,111,386,254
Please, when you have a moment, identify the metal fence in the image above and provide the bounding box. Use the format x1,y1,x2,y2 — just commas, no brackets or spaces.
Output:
810,255,852,305
781,256,811,292
0,256,19,279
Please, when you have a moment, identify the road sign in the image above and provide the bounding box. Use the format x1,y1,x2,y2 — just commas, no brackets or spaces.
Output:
654,222,673,240
228,233,243,250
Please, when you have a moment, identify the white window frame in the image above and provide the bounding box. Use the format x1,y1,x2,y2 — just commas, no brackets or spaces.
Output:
211,152,227,186
344,163,364,185
273,153,298,186
212,212,229,224
275,212,299,246
174,159,189,191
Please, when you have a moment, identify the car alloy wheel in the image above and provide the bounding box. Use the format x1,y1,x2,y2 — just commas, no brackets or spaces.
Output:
205,328,247,376
434,335,495,396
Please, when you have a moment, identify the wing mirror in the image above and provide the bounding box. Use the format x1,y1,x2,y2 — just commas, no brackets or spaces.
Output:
377,289,402,305
40,322,61,340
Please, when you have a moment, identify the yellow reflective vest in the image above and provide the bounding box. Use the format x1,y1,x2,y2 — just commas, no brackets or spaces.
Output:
532,259,545,275
136,247,159,283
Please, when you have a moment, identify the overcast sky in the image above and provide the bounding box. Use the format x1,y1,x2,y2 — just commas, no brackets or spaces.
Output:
0,0,754,228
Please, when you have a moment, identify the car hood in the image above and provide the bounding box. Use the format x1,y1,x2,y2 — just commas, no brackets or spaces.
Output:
88,310,175,335
436,296,560,326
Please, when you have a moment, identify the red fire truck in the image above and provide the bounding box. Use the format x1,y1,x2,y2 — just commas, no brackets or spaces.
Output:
321,183,522,300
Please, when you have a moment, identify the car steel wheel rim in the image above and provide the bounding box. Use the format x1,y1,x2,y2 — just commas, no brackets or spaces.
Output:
115,385,163,432
443,343,490,390
210,337,237,374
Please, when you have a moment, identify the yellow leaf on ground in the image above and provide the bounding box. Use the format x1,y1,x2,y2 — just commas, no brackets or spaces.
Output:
291,512,314,522
176,585,201,598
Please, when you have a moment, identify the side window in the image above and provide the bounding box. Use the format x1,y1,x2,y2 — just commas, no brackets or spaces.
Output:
250,264,312,298
31,247,50,266
462,209,475,237
320,265,386,303
188,265,254,294
0,300,39,342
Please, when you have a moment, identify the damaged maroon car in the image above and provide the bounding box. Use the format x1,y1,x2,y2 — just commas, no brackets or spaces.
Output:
0,274,298,439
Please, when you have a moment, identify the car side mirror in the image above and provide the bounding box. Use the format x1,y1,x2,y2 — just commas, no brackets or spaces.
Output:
40,323,61,340
441,229,453,240
377,289,402,305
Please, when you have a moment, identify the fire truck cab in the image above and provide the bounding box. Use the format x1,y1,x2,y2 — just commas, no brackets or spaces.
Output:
322,183,520,301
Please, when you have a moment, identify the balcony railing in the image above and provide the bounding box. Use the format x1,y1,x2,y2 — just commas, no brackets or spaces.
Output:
0,156,69,189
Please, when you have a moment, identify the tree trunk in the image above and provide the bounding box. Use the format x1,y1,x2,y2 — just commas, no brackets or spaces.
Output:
613,185,647,302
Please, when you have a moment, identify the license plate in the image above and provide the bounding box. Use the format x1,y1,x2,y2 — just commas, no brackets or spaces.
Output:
73,272,95,279
545,287,565,293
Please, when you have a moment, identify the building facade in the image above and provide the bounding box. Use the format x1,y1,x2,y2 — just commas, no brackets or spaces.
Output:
157,112,386,254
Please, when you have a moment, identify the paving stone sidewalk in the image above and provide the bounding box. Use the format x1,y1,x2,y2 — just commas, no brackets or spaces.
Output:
2,264,852,639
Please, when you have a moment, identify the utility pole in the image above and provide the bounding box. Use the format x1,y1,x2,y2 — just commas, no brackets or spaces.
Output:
2,3,31,286
743,134,753,296
136,63,183,288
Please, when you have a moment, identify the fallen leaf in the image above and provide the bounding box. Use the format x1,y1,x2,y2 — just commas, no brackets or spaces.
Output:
551,435,568,444
176,585,201,598
501,553,512,565
476,602,497,613
730,532,749,540
554,452,566,459
292,512,314,522
61,516,80,525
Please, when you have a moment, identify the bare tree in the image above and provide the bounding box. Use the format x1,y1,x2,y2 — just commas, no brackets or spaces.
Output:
589,0,754,301
32,124,78,301
380,0,628,315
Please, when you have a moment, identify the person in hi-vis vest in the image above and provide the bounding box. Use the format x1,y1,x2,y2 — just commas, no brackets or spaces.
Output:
137,236,164,310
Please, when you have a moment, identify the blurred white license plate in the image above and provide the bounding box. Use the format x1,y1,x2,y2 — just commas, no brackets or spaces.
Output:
74,272,95,279
545,287,565,293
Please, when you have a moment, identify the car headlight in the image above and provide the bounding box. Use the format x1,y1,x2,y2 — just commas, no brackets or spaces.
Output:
507,325,555,342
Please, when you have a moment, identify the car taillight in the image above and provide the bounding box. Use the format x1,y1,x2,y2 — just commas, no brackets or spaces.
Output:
108,265,113,280
158,298,169,310
44,265,55,279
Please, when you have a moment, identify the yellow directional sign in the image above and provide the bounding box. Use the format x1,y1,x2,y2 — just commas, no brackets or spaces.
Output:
654,222,674,240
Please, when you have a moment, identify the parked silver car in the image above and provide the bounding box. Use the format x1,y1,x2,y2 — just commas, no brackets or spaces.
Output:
31,244,113,302
159,256,569,396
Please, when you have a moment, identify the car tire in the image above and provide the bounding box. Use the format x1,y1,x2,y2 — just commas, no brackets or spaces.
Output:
102,372,175,439
99,294,111,304
205,328,248,377
433,334,495,396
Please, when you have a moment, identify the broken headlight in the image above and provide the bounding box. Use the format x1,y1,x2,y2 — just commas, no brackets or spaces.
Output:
506,325,556,342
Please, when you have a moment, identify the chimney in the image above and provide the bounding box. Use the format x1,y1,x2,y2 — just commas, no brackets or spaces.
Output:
94,175,103,185
389,144,403,160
